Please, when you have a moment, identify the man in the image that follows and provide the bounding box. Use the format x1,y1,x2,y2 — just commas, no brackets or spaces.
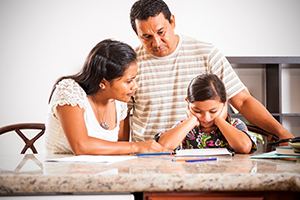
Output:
125,0,294,144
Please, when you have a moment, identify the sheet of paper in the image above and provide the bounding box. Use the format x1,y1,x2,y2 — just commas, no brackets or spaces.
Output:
46,155,137,164
175,148,232,157
249,151,300,159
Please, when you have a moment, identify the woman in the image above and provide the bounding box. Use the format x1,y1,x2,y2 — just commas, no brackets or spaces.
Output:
45,39,171,155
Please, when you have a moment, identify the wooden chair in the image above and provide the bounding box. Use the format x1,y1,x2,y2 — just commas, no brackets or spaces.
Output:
0,123,45,154
246,124,279,152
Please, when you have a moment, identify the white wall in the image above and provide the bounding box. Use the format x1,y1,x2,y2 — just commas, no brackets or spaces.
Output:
1,0,300,154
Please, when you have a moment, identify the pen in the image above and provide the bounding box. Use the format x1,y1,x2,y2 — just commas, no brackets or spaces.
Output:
136,152,174,156
138,156,173,160
172,157,206,162
185,157,217,162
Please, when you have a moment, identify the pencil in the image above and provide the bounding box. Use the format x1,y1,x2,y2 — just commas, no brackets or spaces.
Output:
185,157,217,162
136,152,174,156
172,157,206,162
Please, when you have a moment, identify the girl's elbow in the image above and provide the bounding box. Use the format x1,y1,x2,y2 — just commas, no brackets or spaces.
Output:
158,138,175,150
238,142,252,154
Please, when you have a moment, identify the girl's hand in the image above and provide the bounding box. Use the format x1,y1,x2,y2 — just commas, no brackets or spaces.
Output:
214,103,228,126
186,105,200,127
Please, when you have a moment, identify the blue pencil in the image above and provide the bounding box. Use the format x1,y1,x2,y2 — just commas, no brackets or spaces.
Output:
185,157,217,162
136,152,174,156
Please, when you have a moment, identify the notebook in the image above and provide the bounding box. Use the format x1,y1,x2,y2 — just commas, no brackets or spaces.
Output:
175,148,233,157
276,146,300,156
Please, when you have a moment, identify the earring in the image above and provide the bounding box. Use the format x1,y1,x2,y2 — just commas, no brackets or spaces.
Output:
101,85,105,89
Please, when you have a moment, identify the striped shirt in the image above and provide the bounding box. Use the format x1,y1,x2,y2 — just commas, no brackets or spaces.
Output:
128,35,245,142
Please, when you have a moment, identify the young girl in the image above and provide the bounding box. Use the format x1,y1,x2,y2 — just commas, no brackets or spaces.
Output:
155,73,257,154
44,39,171,155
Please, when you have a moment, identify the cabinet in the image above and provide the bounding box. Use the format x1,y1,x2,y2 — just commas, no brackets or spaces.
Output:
143,191,300,200
226,57,300,137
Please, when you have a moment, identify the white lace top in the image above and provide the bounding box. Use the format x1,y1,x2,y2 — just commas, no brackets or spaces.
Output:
44,79,128,154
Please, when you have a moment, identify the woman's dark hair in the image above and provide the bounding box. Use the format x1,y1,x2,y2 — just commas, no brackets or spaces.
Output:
187,73,227,103
49,39,136,103
130,0,172,34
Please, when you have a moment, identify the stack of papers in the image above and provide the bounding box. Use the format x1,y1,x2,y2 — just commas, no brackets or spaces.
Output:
175,148,233,157
46,155,137,164
275,146,300,156
249,151,300,159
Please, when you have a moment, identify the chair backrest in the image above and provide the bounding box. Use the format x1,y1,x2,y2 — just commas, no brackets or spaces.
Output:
246,124,279,152
0,123,45,154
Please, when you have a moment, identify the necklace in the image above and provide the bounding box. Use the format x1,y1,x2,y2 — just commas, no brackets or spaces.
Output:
92,96,109,130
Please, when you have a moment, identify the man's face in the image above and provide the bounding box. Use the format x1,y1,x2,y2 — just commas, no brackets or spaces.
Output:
135,13,179,57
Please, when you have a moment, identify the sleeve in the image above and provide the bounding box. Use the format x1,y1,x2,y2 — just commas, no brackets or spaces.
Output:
50,79,87,118
127,96,134,113
230,118,258,153
118,101,128,121
154,131,165,142
208,46,246,99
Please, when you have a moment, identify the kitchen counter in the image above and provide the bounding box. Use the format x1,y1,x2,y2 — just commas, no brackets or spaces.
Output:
0,153,300,198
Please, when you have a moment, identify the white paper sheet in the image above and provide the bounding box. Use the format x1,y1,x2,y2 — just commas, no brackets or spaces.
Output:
175,148,233,157
46,155,137,164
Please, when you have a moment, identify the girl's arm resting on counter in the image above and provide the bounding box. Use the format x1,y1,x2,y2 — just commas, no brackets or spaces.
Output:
214,117,252,154
158,116,198,150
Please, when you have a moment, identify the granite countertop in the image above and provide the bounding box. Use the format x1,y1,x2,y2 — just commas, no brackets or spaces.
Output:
0,153,300,194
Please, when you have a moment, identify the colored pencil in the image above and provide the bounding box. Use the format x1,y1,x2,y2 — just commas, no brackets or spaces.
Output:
185,157,217,162
136,152,174,156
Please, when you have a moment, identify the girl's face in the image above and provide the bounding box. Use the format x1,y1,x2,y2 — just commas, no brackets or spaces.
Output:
106,61,138,102
188,99,225,129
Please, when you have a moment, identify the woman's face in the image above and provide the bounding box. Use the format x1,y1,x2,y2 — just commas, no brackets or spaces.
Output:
188,99,225,129
106,61,138,102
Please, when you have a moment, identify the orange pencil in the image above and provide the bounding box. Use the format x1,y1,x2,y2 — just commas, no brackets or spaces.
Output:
172,157,209,162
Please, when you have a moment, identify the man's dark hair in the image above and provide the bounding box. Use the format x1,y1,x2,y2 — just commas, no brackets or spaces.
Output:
130,0,172,34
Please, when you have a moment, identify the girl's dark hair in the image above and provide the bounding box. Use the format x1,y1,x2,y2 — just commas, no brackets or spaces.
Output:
187,73,227,103
130,0,172,34
49,39,136,103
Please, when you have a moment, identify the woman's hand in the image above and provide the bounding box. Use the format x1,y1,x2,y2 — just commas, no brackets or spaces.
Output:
214,103,228,127
135,140,173,153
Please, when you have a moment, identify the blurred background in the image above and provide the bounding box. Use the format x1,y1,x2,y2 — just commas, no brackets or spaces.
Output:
1,0,299,154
